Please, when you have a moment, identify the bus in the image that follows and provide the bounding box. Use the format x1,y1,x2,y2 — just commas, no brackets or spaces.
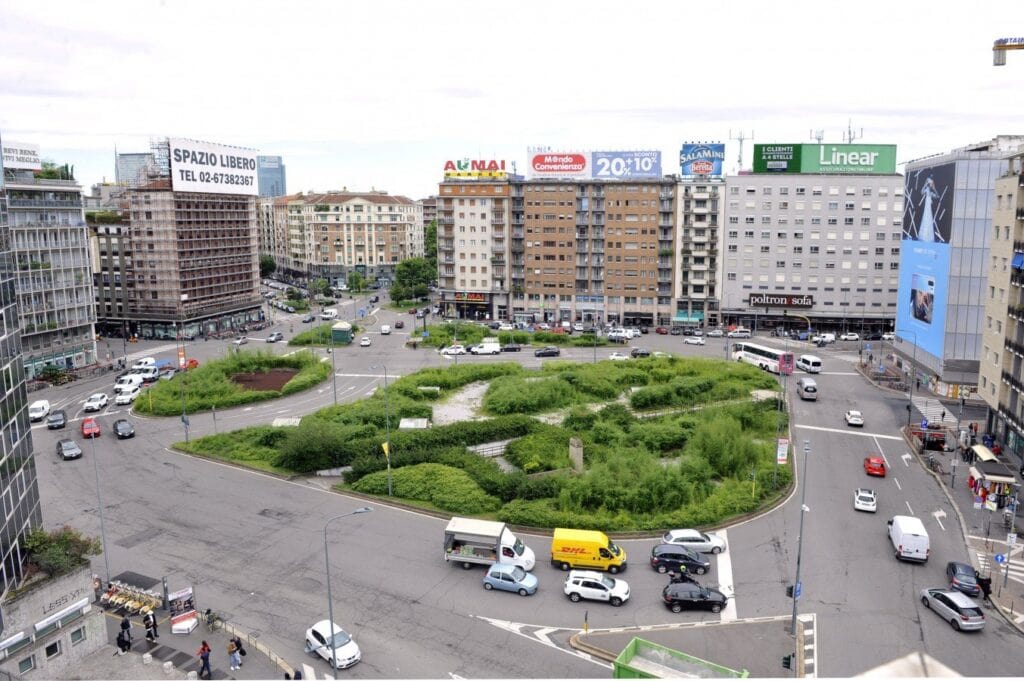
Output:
732,342,795,375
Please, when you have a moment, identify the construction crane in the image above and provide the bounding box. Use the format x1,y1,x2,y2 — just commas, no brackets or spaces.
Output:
993,37,1024,66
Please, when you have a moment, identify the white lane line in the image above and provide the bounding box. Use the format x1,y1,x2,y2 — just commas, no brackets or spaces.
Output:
932,509,947,531
894,478,902,491
716,529,737,622
906,501,914,515
301,663,317,679
794,424,902,440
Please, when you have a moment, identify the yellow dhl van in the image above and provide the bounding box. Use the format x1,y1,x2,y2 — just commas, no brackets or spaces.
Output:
550,528,627,573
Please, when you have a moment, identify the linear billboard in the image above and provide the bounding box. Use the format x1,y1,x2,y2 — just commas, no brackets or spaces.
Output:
169,138,259,195
752,144,897,174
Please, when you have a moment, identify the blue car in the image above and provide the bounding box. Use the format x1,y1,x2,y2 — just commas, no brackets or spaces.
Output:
482,563,538,596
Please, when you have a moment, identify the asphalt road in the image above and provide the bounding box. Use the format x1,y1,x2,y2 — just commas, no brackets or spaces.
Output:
30,320,1024,678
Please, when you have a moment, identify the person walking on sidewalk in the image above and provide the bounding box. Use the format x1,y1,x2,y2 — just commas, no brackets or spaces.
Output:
115,629,130,655
228,639,242,671
142,611,159,641
229,635,246,667
197,641,212,679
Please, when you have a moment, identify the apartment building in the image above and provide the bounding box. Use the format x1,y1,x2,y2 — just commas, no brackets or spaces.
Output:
676,144,726,326
721,143,904,335
3,162,97,376
896,136,1024,390
980,146,1024,461
419,195,438,229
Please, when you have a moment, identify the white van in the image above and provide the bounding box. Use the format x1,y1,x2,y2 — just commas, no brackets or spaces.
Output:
796,377,818,401
727,328,751,339
380,324,391,335
131,357,156,370
888,515,930,562
470,341,501,355
320,309,338,320
114,374,144,394
796,355,822,373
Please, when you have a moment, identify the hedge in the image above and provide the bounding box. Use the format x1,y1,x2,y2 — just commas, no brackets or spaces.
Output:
350,463,501,514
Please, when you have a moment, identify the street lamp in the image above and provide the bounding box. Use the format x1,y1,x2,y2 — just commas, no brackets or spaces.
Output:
790,440,811,636
89,433,111,584
327,334,338,405
324,507,373,678
895,329,919,427
176,322,189,443
369,365,393,496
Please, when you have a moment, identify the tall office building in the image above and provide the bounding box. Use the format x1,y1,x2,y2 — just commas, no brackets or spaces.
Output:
896,136,1024,392
257,156,287,198
0,135,44,594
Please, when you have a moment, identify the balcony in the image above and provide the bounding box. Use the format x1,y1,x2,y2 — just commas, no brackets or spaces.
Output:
1006,338,1024,358
492,215,506,225
439,216,454,225
512,229,524,239
1003,370,1024,395
659,191,673,200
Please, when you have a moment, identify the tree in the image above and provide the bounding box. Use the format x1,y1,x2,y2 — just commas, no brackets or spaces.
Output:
424,219,438,273
347,271,366,292
395,257,434,290
260,255,277,278
310,278,330,298
35,160,74,180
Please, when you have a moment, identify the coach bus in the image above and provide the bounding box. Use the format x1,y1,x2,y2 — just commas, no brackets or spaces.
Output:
732,342,795,375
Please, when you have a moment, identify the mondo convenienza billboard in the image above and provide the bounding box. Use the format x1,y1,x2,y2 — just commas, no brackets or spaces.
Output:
528,152,590,179
679,143,725,177
169,138,259,195
895,162,956,359
753,144,897,174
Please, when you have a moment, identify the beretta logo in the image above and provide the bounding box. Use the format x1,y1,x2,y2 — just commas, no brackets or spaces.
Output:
748,293,814,308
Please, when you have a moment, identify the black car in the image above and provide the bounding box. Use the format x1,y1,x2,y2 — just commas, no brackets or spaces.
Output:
56,439,83,461
650,544,711,575
639,326,649,335
534,346,560,358
946,561,981,597
501,343,522,352
302,314,316,323
670,327,683,336
662,582,728,613
394,320,405,329
46,410,67,430
865,333,883,341
113,419,135,440
682,328,695,336
630,348,651,358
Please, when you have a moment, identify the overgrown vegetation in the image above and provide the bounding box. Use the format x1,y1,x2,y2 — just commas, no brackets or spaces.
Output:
24,526,100,578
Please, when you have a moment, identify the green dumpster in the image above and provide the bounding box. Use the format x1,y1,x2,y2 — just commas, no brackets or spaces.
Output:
613,637,748,679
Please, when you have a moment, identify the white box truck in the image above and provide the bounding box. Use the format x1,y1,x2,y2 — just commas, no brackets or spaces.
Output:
888,515,930,562
444,517,536,570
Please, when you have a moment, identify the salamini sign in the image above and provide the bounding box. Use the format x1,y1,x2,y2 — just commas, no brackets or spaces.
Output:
749,293,814,308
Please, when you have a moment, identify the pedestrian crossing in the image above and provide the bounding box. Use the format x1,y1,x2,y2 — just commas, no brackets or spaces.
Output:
976,548,1024,588
910,395,961,428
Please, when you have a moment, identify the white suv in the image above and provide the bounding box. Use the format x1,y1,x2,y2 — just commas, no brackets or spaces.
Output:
563,570,630,607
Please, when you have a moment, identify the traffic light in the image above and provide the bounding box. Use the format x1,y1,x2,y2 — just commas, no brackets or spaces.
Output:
782,654,794,670
786,585,794,598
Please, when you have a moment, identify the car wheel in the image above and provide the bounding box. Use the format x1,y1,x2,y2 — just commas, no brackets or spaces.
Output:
569,592,582,603
656,564,668,574
461,562,473,570
711,547,722,554
560,562,571,571
608,565,620,574
670,602,683,613
711,603,722,614
518,588,529,597
950,618,961,631
610,597,623,607
921,596,930,608
695,566,707,575
484,583,493,590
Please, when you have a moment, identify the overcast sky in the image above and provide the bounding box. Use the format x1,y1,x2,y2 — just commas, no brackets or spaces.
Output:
2,1,1022,200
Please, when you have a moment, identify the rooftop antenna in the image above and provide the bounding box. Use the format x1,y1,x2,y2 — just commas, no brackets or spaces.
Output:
810,129,825,144
844,120,864,144
729,129,754,171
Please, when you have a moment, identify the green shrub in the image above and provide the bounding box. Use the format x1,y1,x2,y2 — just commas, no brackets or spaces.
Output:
288,324,338,346
502,425,573,473
176,426,294,473
350,463,501,514
24,526,100,576
274,420,379,472
482,375,575,415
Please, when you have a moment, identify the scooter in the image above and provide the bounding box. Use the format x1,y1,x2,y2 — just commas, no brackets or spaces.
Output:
667,570,699,585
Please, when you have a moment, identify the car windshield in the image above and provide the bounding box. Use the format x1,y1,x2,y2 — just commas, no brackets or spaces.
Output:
328,630,352,648
60,442,76,452
599,575,616,589
858,493,873,502
511,537,525,556
607,541,622,556
510,566,527,581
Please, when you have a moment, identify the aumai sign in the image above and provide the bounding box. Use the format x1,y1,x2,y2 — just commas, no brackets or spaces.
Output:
753,143,897,174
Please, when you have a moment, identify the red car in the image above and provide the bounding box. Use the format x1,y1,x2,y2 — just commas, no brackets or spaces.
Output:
655,326,669,335
394,320,405,329
81,417,101,439
863,456,886,477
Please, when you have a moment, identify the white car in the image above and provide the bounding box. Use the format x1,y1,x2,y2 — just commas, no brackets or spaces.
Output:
83,393,109,412
840,332,860,341
727,328,751,339
232,336,248,346
498,323,515,331
115,386,141,405
845,410,865,427
305,620,361,670
881,332,895,341
662,528,727,554
440,344,467,356
706,329,725,337
854,488,877,513
359,336,371,347
608,352,629,361
573,323,584,332
563,570,630,607
683,337,706,346
28,400,50,422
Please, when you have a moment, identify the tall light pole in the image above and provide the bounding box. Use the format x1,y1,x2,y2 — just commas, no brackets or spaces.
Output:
369,365,393,496
323,507,372,678
896,329,919,427
176,322,189,443
89,433,111,584
790,440,811,636
328,333,338,405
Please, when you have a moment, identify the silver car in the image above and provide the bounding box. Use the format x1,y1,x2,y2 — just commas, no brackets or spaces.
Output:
920,588,985,631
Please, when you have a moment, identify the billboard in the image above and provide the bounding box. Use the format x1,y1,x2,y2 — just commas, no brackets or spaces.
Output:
528,152,589,178
443,158,509,179
752,144,897,174
1,140,41,170
679,143,725,177
592,151,662,179
895,162,956,358
168,138,259,195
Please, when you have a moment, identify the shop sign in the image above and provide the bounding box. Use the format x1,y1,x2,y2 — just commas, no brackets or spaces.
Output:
454,292,487,302
748,293,814,308
443,159,508,178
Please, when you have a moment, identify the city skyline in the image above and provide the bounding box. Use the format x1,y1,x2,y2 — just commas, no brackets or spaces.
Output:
1,0,1022,199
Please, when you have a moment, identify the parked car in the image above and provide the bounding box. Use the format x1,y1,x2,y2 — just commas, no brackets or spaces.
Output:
881,332,895,340
853,488,877,512
946,561,981,597
864,456,887,477
29,400,50,422
305,620,361,669
573,323,585,332
845,410,865,427
534,346,560,358
563,570,629,607
160,369,177,381
394,320,405,329
840,332,860,341
359,336,371,347
630,348,651,358
482,563,539,596
407,308,418,314
440,345,467,356
81,417,101,439
608,352,629,361
84,393,108,412
919,588,985,631
233,336,249,346
650,544,711,575
865,333,883,341
662,582,728,614
113,419,135,439
501,343,522,352
661,528,727,554
655,326,669,335
683,337,706,346
115,386,141,405
670,327,683,335
706,329,725,338
56,439,83,460
46,410,67,429
727,328,751,338
266,332,284,343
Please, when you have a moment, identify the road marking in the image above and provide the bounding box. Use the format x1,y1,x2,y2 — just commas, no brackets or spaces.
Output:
794,424,902,440
906,501,914,515
475,616,611,669
534,627,556,645
894,479,902,491
301,663,317,679
932,509,947,531
716,530,736,622
900,452,912,467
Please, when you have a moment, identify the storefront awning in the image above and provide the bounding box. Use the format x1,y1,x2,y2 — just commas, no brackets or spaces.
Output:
1013,253,1024,271
672,313,705,323
972,444,997,462
969,465,1017,485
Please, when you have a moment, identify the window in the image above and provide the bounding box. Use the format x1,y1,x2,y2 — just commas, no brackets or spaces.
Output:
18,657,34,674
70,627,86,645
45,640,61,660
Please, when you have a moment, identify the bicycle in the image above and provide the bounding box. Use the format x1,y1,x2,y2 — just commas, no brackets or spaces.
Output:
204,609,223,631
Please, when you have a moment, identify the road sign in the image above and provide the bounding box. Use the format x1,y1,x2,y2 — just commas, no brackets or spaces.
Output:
921,419,929,429
776,438,789,464
1008,533,1018,546
421,331,429,338
865,343,872,351
181,415,190,427
995,553,1006,564
974,495,984,510
794,582,802,599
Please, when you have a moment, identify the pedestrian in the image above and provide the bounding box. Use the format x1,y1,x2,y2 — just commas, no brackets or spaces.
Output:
119,615,132,649
916,378,921,390
293,671,303,680
940,409,946,422
115,629,130,655
285,674,292,680
143,611,159,641
978,574,993,603
230,635,246,667
228,639,242,671
197,641,212,679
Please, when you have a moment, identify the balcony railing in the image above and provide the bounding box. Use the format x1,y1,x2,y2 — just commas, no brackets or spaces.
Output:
1005,338,1024,357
